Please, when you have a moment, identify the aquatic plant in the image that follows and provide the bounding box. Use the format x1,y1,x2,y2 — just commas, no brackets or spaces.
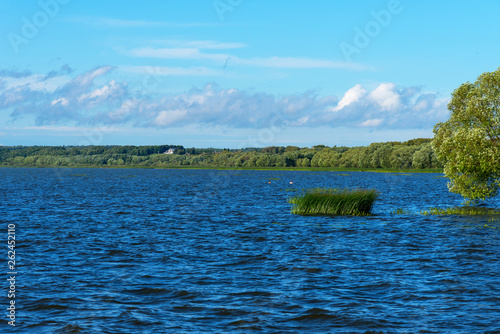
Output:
289,188,379,216
391,208,411,215
421,206,500,216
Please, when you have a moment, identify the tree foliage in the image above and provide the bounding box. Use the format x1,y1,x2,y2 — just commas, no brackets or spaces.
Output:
432,68,500,202
0,139,442,170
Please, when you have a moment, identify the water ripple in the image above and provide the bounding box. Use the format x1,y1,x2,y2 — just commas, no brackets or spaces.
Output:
1,168,499,333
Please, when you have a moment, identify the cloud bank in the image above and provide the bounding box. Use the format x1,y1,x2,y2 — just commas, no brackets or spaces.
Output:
0,66,449,130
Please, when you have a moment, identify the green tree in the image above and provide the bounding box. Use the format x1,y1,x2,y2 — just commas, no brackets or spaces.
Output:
256,155,271,167
338,147,364,168
412,143,441,169
432,68,500,202
371,143,393,168
358,143,389,168
13,156,25,165
284,146,300,152
297,157,311,167
389,146,418,169
312,149,340,167
274,155,286,167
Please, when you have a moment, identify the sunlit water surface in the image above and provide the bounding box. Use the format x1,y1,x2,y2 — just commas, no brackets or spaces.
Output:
1,168,500,333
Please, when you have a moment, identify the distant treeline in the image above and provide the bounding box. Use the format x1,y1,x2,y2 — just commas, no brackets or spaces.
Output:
0,138,442,169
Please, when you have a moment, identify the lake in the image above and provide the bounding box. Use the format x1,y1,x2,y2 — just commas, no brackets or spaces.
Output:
1,167,499,333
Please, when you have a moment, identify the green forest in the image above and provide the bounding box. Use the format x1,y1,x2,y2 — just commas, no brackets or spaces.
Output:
0,138,441,170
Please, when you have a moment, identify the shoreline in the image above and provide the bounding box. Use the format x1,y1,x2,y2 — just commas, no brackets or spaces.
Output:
0,165,443,173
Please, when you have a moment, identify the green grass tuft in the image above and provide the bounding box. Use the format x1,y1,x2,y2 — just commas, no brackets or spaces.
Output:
288,188,379,216
421,206,500,216
391,208,411,215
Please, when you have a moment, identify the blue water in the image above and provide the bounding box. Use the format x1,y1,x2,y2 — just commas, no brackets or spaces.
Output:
1,167,500,333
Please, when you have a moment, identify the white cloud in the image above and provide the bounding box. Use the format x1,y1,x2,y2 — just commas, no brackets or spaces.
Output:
4,125,119,132
129,48,228,62
105,99,137,122
232,57,368,70
127,47,369,70
119,65,227,77
155,109,188,126
331,84,366,112
359,118,383,127
298,116,309,124
77,66,115,87
0,65,449,131
78,80,120,101
2,75,71,92
51,97,69,106
368,83,401,111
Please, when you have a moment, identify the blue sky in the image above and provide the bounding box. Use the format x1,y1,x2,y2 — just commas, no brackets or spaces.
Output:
1,0,500,148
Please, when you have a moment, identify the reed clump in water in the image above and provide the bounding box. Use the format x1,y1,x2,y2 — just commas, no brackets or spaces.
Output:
421,206,500,216
289,188,379,216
